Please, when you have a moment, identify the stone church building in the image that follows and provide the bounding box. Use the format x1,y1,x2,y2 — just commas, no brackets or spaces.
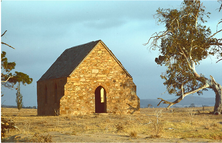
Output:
37,40,140,116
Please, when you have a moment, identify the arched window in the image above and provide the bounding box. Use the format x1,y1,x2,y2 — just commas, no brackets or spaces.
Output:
95,86,106,113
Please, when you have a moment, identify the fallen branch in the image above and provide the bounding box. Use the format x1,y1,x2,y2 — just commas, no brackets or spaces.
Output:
157,97,183,110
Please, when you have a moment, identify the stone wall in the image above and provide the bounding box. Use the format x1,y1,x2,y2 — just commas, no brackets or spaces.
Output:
60,42,140,115
37,42,140,116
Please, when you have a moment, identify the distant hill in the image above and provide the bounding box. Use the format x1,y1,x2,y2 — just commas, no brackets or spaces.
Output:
1,105,37,109
2,96,215,109
140,96,215,108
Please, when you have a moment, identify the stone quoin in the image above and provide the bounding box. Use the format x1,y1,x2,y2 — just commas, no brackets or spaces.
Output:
37,40,140,115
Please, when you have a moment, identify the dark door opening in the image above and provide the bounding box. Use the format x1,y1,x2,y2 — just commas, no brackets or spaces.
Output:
95,86,107,113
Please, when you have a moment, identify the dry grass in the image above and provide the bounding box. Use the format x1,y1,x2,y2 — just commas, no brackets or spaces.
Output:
129,131,137,138
1,107,222,142
28,133,52,142
115,123,124,133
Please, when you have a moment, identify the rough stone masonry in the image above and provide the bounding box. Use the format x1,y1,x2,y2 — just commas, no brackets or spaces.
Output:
37,40,140,116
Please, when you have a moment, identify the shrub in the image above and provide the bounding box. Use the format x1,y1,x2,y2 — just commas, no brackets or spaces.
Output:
151,109,164,138
116,123,124,132
129,131,137,138
152,122,164,138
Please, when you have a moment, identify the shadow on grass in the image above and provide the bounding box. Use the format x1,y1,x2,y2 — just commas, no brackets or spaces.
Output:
1,135,29,142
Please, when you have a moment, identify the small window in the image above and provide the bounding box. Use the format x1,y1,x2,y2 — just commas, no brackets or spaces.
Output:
54,84,57,103
100,88,104,103
45,86,47,104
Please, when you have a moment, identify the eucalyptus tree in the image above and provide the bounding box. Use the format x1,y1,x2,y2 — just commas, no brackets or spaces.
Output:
146,0,222,114
217,0,222,63
16,82,23,110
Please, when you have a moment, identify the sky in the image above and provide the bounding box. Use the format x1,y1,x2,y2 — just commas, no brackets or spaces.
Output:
1,0,222,107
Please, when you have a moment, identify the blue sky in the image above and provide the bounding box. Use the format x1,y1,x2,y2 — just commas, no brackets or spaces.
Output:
1,0,222,107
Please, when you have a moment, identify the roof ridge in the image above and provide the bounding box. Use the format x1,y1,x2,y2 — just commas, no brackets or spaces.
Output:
38,40,100,81
38,40,132,81
65,40,101,50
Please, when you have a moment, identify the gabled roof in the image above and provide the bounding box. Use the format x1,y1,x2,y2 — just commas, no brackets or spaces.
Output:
38,40,132,81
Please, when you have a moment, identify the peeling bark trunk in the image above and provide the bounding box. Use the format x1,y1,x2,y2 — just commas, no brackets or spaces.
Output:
212,82,222,114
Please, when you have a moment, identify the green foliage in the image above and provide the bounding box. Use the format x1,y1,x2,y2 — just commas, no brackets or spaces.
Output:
1,51,16,73
10,71,33,85
1,51,33,89
16,82,23,110
150,0,222,96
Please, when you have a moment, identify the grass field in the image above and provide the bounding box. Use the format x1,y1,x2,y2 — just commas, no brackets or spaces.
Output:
1,107,222,142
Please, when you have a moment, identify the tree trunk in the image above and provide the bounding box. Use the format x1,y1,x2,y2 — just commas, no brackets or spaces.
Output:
212,82,222,114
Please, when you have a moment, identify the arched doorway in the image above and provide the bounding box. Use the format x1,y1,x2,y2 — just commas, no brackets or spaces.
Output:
95,86,107,113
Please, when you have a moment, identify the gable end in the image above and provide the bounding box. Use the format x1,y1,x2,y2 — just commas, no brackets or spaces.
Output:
38,40,132,81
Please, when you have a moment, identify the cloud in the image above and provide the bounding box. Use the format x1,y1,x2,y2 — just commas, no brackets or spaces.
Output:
2,1,182,30
83,18,127,29
1,1,221,106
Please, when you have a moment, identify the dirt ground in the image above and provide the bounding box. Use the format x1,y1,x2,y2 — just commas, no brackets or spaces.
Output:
1,107,222,142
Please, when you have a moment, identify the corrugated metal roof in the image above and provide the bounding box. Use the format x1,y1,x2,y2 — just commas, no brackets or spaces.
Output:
38,40,132,81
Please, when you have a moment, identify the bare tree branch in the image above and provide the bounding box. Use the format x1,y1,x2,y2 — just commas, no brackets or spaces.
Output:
216,19,222,31
210,42,222,46
144,30,172,47
157,83,210,109
1,42,15,49
1,30,7,37
145,12,201,50
209,29,222,38
218,0,222,12
1,76,13,83
216,59,222,63
1,30,15,49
